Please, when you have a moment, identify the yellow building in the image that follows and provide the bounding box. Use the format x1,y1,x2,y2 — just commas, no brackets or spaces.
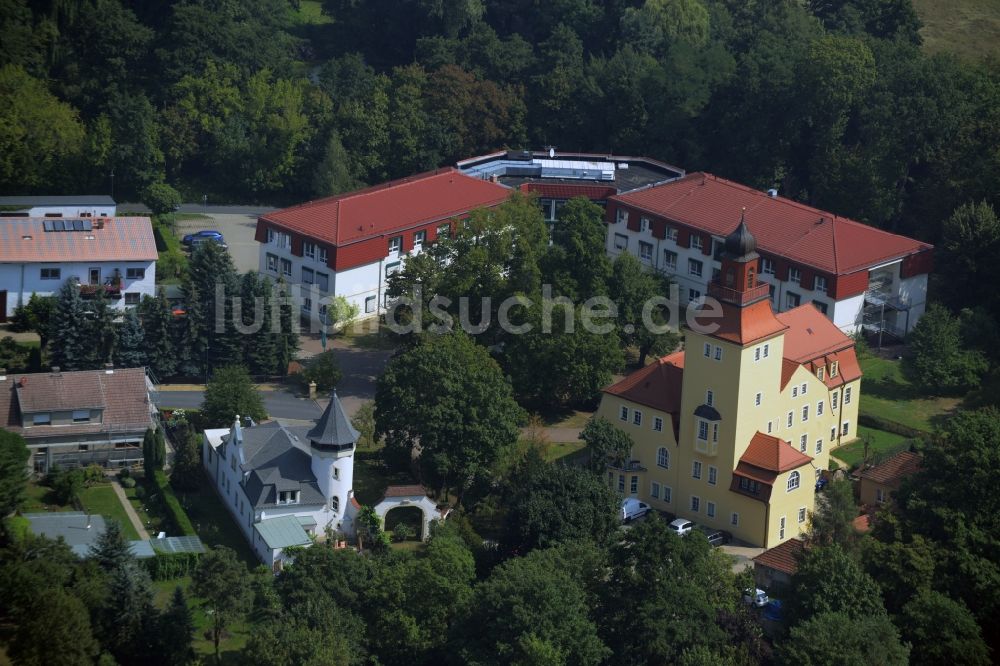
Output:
598,219,861,547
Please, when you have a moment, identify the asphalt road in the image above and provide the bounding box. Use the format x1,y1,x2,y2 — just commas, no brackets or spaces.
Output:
157,389,323,420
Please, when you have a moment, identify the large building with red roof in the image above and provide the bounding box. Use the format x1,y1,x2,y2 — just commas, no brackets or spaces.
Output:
0,216,157,320
255,168,512,320
606,172,932,337
596,222,862,548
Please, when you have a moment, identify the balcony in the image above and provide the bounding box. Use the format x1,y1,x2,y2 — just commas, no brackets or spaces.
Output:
707,280,770,305
79,277,122,298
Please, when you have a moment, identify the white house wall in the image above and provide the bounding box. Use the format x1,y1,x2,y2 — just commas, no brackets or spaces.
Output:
0,260,156,317
16,205,117,218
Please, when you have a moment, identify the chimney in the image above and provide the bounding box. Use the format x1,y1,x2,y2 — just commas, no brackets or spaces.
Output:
104,363,114,375
51,366,60,375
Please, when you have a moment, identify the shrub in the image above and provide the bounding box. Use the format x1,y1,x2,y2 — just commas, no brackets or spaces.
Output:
153,471,196,536
135,485,146,500
52,468,84,505
121,476,137,489
118,467,131,480
393,523,415,542
143,182,182,217
83,464,105,485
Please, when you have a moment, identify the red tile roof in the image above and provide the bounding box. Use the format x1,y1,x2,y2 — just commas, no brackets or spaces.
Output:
1,368,153,440
381,484,428,498
741,432,813,473
695,298,788,346
753,537,805,575
613,173,931,275
853,514,873,533
777,305,854,362
603,351,685,415
0,217,157,263
260,168,511,246
858,450,921,485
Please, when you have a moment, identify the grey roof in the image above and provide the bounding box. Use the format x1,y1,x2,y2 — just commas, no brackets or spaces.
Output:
222,421,325,509
306,390,359,449
24,512,106,557
0,195,115,207
255,515,312,550
23,512,170,559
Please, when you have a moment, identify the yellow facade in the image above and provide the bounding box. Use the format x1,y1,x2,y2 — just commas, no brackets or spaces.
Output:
599,326,860,548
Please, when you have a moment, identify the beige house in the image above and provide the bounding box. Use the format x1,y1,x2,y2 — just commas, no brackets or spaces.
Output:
858,450,921,507
598,219,862,548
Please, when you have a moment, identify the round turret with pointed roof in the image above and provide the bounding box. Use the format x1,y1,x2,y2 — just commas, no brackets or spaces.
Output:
307,390,359,452
724,210,759,260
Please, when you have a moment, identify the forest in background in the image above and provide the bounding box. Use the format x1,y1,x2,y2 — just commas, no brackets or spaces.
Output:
0,0,999,246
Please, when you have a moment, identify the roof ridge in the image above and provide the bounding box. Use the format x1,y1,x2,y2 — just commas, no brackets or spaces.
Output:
262,168,458,218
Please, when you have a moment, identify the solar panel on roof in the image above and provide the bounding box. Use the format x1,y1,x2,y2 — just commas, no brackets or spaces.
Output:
73,219,84,231
43,220,53,232
83,220,92,231
53,220,65,231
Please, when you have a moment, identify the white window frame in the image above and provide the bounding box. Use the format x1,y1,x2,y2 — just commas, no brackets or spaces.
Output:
779,516,786,539
690,235,703,250
638,241,653,261
126,267,145,280
798,507,807,524
666,226,678,241
663,249,678,269
614,233,628,250
388,235,402,254
787,412,793,428
714,346,723,361
304,241,316,259
708,466,717,486
832,390,839,409
651,482,660,499
802,405,809,422
707,501,716,518
40,267,61,280
692,461,702,479
657,447,669,469
842,421,850,436
845,387,852,404
633,410,643,426
620,406,629,421
755,392,762,406
814,275,827,293
799,434,807,452
663,486,672,503
691,496,700,512
789,267,801,283
706,390,714,407
731,512,739,527
787,471,800,491
688,258,703,277
653,417,663,432
697,421,708,441
616,208,628,225
761,258,775,275
815,438,823,454
703,343,711,357
817,400,824,416
414,230,427,248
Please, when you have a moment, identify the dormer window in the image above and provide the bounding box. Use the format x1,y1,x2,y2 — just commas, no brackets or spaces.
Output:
830,361,839,377
32,413,51,425
817,367,825,381
72,410,90,423
278,490,300,505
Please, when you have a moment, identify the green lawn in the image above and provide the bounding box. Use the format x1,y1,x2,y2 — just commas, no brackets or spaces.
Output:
123,481,169,536
859,356,959,433
79,485,140,540
22,482,140,539
543,441,587,463
540,409,594,429
832,426,910,469
292,0,332,25
914,0,1000,62
176,479,258,565
153,576,250,663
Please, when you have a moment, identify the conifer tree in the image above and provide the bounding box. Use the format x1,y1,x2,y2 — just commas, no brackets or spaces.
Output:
175,281,207,378
142,428,157,479
114,308,147,368
49,280,90,370
85,287,116,368
89,519,134,571
138,290,176,378
160,586,195,666
186,243,241,372
103,561,159,664
274,279,299,376
240,272,277,376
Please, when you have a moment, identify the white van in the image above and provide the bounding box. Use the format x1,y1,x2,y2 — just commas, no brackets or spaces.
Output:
621,498,651,523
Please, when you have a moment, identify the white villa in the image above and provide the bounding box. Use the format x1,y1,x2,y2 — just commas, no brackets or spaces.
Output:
203,391,359,568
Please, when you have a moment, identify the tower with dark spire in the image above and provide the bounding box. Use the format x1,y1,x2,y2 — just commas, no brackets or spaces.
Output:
308,390,357,518
711,209,768,305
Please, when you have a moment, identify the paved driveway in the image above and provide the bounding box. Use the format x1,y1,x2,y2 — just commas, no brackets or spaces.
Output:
174,212,262,274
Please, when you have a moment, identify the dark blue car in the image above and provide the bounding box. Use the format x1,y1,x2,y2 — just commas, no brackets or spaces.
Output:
182,230,224,245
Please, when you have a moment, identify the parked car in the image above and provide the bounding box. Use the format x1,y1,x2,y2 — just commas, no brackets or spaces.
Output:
668,518,694,536
182,229,224,245
743,588,769,607
621,498,651,523
695,525,728,547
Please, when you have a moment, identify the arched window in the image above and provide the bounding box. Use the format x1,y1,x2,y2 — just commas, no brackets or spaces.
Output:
725,268,735,287
657,447,670,469
331,496,340,513
787,471,800,491
748,267,756,288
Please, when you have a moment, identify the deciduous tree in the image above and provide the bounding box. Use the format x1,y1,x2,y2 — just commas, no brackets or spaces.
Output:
192,547,251,663
201,365,267,427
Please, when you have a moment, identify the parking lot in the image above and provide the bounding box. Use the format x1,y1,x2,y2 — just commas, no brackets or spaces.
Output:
174,212,265,274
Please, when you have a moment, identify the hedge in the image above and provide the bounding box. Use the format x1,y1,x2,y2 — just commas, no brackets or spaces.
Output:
153,470,196,536
144,551,200,581
858,413,929,440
